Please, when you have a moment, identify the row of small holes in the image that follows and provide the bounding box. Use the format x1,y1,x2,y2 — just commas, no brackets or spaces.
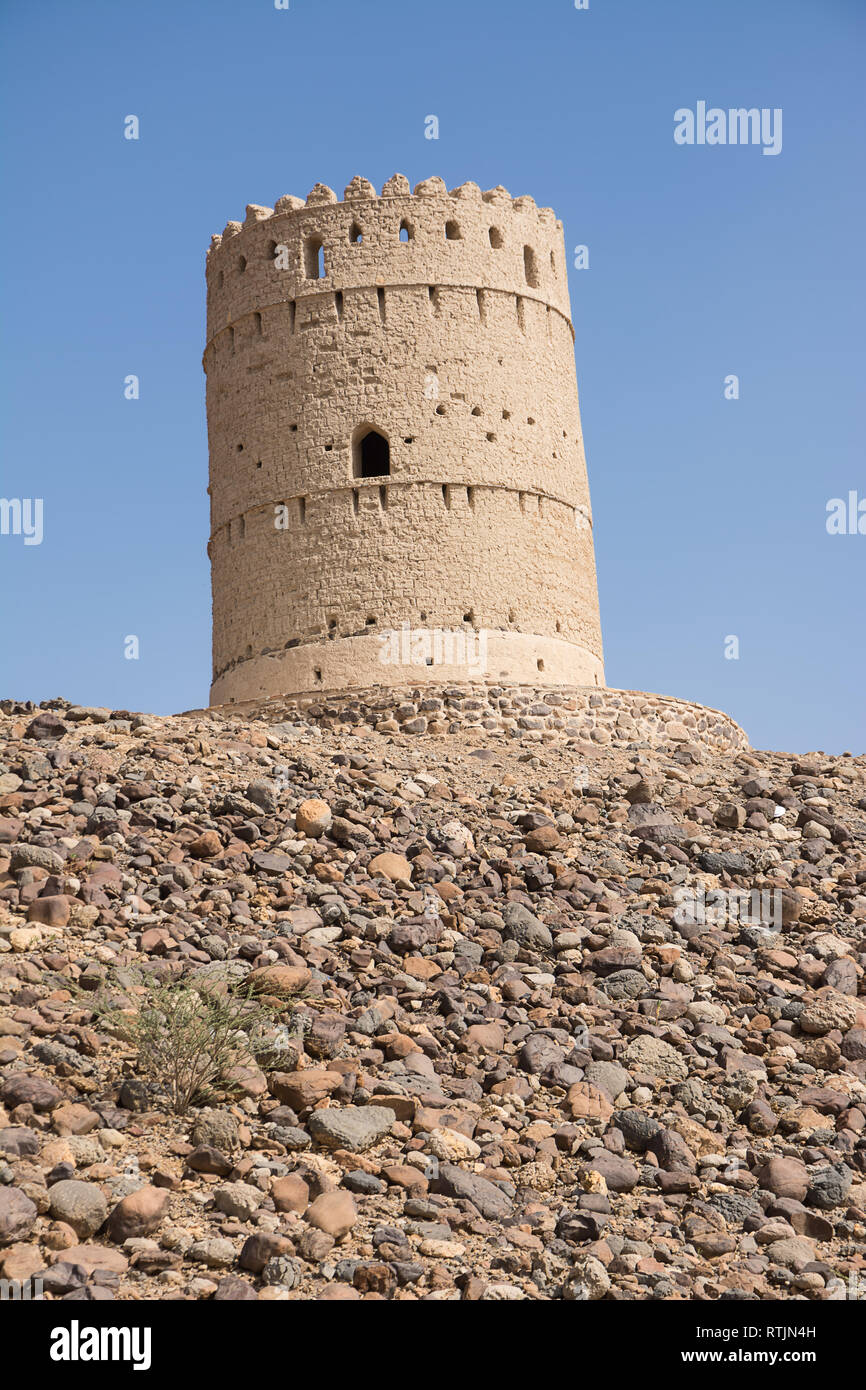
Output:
218,231,555,285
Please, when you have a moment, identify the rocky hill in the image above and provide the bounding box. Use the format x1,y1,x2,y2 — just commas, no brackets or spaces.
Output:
1,698,864,1301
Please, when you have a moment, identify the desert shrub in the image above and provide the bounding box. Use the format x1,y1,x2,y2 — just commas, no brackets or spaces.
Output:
93,977,285,1115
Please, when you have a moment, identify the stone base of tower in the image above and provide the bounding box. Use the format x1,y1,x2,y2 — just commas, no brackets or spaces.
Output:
210,631,604,708
201,682,748,754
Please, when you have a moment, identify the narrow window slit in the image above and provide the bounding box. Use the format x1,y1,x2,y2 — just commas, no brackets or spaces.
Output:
305,237,324,279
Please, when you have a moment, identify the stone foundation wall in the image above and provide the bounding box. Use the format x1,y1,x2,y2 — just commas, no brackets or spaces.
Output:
204,684,749,752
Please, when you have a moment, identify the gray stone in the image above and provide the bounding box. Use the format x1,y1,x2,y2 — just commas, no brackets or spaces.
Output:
584,1152,639,1191
0,1126,40,1157
806,1164,852,1210
9,839,66,872
307,1105,394,1153
585,1060,630,1100
48,1180,109,1238
432,1164,513,1219
614,1110,661,1152
602,970,649,1000
213,1182,263,1221
623,1035,689,1082
698,851,753,875
501,902,552,951
190,1109,240,1154
0,1186,38,1245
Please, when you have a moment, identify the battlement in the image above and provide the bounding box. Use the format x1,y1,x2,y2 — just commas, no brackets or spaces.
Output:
204,175,572,346
207,174,561,255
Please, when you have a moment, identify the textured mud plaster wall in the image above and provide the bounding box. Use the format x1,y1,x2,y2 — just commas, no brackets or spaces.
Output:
205,174,605,705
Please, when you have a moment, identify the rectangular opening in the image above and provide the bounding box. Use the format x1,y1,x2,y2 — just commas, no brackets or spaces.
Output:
304,237,325,279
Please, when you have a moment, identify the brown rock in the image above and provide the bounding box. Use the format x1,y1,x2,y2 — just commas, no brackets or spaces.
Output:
271,1173,310,1214
60,1244,128,1276
462,1023,505,1054
1,1244,43,1282
524,825,563,853
295,798,332,838
238,1231,295,1274
248,963,311,997
51,1102,100,1137
269,1069,343,1111
188,830,222,858
0,1188,38,1245
565,1082,614,1124
380,1163,428,1192
140,927,172,953
27,895,70,927
106,1185,170,1242
755,1156,809,1200
368,852,413,883
305,1190,357,1239
2,1073,62,1111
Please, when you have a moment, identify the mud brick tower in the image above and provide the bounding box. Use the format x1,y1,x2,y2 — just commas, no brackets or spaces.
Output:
204,174,605,706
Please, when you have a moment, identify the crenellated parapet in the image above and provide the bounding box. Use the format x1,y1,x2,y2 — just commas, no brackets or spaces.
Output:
204,175,572,348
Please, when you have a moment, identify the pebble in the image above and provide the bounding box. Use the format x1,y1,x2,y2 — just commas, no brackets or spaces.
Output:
0,696,863,1304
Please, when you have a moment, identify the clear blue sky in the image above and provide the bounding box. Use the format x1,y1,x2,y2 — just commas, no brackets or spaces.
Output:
1,0,863,753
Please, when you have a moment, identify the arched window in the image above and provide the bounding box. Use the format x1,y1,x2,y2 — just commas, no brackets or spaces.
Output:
399,220,413,243
349,223,363,244
352,427,390,478
305,236,325,279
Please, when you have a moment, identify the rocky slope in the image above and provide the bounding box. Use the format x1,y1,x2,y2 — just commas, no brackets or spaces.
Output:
1,697,865,1301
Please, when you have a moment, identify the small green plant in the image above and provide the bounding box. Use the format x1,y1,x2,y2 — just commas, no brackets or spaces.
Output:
94,978,284,1116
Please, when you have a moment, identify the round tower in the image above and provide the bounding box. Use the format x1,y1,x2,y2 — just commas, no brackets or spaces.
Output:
204,174,605,705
